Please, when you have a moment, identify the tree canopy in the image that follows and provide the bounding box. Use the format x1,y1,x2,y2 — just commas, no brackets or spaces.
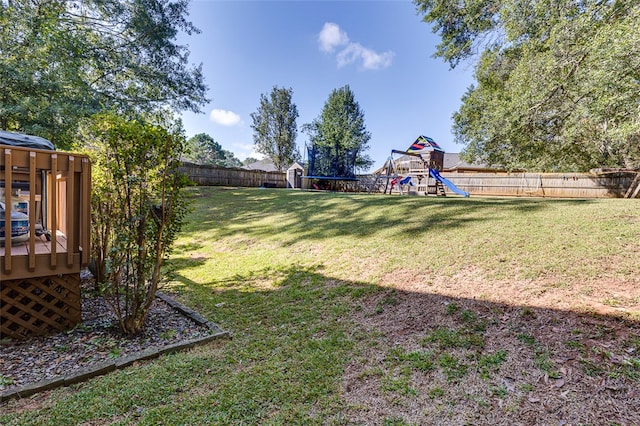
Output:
185,133,242,167
416,0,640,171
303,85,373,177
250,86,300,172
242,157,260,166
0,0,207,149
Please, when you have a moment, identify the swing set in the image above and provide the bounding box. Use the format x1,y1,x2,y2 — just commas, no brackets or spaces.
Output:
369,135,470,197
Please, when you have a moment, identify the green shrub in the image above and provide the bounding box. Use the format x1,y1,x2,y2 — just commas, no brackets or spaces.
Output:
84,111,189,335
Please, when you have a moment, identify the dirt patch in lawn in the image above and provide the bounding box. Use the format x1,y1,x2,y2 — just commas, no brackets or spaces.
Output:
341,269,640,425
379,266,640,317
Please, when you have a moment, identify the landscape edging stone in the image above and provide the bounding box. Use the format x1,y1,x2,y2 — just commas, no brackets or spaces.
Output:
0,294,229,403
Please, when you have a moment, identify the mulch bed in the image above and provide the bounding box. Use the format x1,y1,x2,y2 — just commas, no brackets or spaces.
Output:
0,272,213,393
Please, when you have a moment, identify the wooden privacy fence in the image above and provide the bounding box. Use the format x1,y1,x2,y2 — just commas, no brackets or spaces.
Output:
441,171,637,198
180,162,286,188
179,162,638,198
361,171,638,198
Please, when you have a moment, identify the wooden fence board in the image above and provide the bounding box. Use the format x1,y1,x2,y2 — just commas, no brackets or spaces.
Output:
180,162,286,188
441,172,636,198
178,163,638,198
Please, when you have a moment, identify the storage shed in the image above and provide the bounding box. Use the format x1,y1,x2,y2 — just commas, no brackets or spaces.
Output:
286,162,304,188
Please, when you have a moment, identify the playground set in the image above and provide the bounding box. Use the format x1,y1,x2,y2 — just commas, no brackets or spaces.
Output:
301,134,469,196
370,135,470,197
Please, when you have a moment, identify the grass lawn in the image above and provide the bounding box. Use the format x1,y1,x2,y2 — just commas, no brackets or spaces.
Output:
2,187,639,425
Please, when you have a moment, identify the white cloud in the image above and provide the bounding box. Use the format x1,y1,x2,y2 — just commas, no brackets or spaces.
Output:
318,22,349,53
209,109,242,126
248,150,265,160
336,43,394,70
318,22,394,70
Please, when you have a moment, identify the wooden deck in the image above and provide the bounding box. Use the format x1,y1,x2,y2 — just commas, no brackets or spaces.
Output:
0,231,68,257
0,231,83,281
1,145,90,282
1,144,90,338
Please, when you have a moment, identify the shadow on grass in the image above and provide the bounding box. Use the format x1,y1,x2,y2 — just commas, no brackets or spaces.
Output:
3,263,638,425
142,188,639,424
180,187,593,244
163,262,639,425
167,263,375,329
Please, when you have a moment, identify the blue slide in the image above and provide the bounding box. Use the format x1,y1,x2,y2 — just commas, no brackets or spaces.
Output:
429,169,470,197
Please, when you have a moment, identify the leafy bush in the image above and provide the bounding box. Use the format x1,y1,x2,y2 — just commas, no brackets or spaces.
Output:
84,112,189,335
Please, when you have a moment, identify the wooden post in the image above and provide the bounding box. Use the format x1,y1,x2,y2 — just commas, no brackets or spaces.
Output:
81,158,91,266
66,156,75,266
625,173,640,199
3,149,12,272
29,152,37,270
50,154,58,267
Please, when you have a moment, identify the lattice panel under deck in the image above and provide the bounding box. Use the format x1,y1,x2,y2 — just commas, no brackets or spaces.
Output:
1,273,81,339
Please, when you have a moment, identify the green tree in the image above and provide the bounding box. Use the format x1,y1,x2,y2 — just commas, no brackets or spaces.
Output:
303,85,373,176
242,157,260,166
250,86,300,172
0,0,207,149
185,133,242,167
416,0,640,171
84,111,189,335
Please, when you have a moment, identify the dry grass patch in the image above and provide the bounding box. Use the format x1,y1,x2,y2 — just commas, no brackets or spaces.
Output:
381,266,640,319
343,286,640,425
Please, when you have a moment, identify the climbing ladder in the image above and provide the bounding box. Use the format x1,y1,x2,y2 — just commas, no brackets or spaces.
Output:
625,172,640,199
436,181,446,196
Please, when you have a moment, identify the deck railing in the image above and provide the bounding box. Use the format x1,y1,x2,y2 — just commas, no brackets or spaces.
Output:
0,145,91,280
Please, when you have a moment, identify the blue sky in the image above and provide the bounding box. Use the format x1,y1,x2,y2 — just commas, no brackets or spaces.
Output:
178,0,475,171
